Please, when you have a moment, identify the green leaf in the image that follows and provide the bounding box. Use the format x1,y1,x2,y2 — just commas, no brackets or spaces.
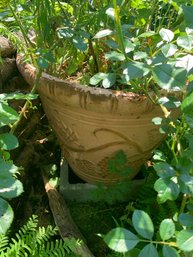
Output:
179,213,193,228
124,248,140,257
105,39,118,49
154,178,179,203
73,35,87,51
138,31,155,38
0,173,23,199
161,44,177,57
102,73,116,88
159,219,175,241
182,90,193,114
179,174,193,195
0,162,18,174
123,62,149,80
124,40,135,53
57,27,74,38
177,35,193,51
176,55,193,72
93,29,113,39
37,56,49,69
104,228,139,253
0,133,18,150
108,150,127,173
0,198,14,234
153,163,176,179
158,96,181,109
105,51,125,61
89,72,108,85
132,210,154,239
152,64,186,90
0,103,19,127
105,7,115,20
139,244,158,257
159,28,174,42
152,117,162,125
133,51,148,60
153,150,166,162
183,6,193,28
176,229,193,252
162,245,180,257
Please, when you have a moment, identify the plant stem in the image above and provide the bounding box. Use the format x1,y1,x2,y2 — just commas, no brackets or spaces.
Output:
10,69,42,134
140,239,177,248
113,0,128,60
8,3,35,48
180,194,188,214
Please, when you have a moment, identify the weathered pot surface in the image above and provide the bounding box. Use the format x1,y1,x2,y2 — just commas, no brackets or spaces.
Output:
16,55,179,185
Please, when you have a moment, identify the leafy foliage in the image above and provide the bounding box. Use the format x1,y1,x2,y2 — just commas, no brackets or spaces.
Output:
0,92,38,233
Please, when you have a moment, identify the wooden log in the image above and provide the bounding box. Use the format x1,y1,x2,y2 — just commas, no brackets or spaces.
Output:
0,58,18,85
42,171,95,257
0,36,16,58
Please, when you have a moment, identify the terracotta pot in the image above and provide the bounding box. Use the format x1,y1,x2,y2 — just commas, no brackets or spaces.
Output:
16,55,179,185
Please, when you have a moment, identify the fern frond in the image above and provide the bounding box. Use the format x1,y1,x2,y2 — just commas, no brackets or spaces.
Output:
35,225,58,245
0,234,9,253
0,215,79,257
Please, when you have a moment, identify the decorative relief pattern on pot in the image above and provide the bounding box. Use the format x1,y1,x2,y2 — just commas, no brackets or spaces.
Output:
45,107,84,149
93,128,143,154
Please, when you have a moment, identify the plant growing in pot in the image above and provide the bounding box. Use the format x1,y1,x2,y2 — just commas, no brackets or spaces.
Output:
12,0,192,185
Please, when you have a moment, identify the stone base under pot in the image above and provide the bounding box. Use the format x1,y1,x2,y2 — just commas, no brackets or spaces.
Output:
60,158,145,203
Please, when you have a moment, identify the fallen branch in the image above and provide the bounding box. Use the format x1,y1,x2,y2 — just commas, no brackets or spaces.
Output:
42,169,95,257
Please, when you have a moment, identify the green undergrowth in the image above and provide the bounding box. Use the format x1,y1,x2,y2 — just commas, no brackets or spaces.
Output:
68,201,126,257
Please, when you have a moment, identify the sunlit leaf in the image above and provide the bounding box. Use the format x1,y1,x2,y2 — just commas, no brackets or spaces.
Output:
57,27,74,38
132,210,154,239
138,31,155,38
102,73,116,88
161,44,177,57
154,177,179,203
177,35,193,51
154,163,176,178
177,230,193,251
152,64,186,90
123,62,149,80
133,51,147,60
159,219,175,241
93,29,113,39
105,51,125,61
73,35,87,51
106,7,115,20
176,55,193,72
0,170,23,199
0,198,14,234
89,72,108,85
152,117,162,125
104,228,139,253
159,28,174,42
124,40,135,53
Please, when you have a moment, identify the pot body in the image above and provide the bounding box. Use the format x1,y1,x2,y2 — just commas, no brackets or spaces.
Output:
16,56,178,185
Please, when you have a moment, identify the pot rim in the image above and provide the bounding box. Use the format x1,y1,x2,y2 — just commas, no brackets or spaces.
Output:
16,54,181,115
16,54,162,100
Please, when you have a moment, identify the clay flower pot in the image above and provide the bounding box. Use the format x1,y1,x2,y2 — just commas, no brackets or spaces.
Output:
16,55,179,185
